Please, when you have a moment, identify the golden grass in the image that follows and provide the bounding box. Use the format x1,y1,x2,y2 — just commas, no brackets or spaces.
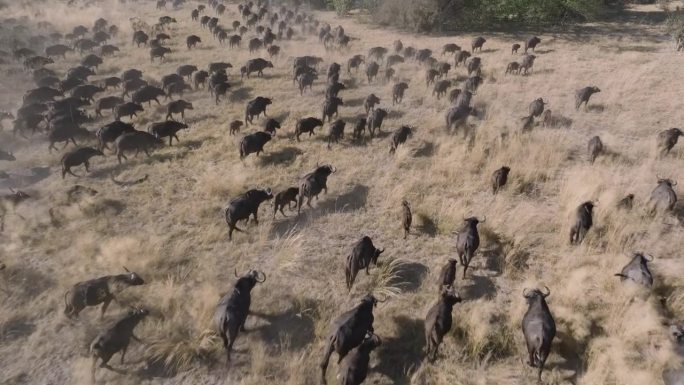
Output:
1,0,684,384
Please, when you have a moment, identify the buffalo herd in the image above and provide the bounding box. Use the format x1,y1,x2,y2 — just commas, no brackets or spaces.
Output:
0,0,682,384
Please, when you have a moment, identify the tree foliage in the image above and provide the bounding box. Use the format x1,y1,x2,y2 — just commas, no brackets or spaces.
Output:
367,0,606,32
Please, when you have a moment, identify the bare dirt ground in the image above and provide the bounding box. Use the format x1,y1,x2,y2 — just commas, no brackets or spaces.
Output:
1,1,684,384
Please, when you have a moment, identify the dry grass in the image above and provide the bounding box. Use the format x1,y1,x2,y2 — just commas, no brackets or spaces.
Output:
1,0,684,384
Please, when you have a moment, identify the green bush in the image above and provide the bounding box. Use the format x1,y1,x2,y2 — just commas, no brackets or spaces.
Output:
371,0,606,32
328,0,355,15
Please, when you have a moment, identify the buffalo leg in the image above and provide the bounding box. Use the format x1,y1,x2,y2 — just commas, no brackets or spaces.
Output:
101,297,112,319
320,339,335,385
91,356,99,382
84,161,90,173
279,207,287,217
120,344,127,364
219,333,231,364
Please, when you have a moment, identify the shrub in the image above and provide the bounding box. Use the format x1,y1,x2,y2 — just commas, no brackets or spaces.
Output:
328,0,355,15
371,0,606,32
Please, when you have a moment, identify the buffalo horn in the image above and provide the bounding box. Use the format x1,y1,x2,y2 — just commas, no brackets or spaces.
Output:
541,286,550,297
256,271,266,282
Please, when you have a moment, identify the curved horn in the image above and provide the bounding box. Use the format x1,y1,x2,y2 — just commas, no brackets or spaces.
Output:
542,286,550,297
123,266,130,272
331,165,337,173
256,271,266,283
657,174,663,181
375,294,387,303
234,268,239,278
522,288,532,298
479,215,486,223
379,248,385,254
673,180,678,186
645,254,655,262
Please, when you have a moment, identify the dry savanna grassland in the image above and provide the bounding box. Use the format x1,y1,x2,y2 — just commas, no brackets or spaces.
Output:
1,0,684,384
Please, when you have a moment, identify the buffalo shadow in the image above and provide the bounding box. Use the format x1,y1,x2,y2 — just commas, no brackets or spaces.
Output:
387,110,405,119
185,114,219,125
315,184,369,214
616,45,659,53
375,316,425,385
259,146,303,166
461,274,496,300
416,213,438,237
229,87,253,103
412,141,435,157
2,265,55,299
269,184,369,238
586,104,605,113
390,262,429,293
0,317,36,343
343,97,366,108
252,298,317,351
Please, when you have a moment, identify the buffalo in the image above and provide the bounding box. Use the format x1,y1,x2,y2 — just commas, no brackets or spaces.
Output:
492,166,510,194
273,187,299,218
97,121,136,151
245,97,272,125
392,82,409,105
615,252,654,287
166,100,193,121
455,216,484,278
240,131,274,158
364,94,380,115
64,268,145,319
322,97,343,123
648,177,677,213
425,287,462,362
588,136,604,164
61,147,104,178
338,333,382,385
389,125,412,154
150,121,189,146
214,269,266,364
298,164,336,215
320,295,381,385
570,201,594,245
575,86,601,110
522,286,556,383
345,236,385,290
90,308,148,382
115,131,164,163
366,108,387,139
437,259,457,292
224,188,274,240
657,128,683,156
525,36,541,52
